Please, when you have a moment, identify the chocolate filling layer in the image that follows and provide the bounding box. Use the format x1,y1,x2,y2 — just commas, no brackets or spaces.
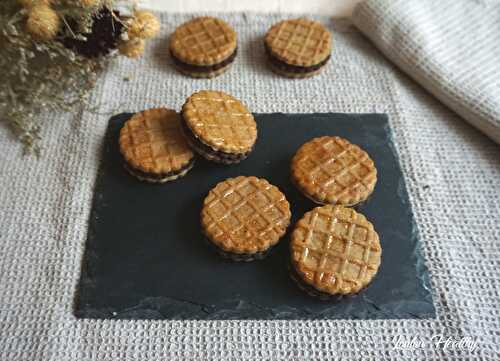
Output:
203,237,271,262
124,157,194,180
171,48,237,73
180,113,250,161
264,43,330,74
289,263,344,301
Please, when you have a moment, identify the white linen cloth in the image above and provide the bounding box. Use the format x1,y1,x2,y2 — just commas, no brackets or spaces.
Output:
352,0,500,144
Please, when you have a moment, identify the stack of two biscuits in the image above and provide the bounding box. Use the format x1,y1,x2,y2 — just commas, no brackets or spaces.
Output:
288,136,382,300
181,93,293,263
119,90,257,183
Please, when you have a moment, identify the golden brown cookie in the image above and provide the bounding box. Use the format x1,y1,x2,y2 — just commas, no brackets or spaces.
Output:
291,136,377,206
290,205,382,299
181,90,257,164
264,18,331,78
201,176,291,261
169,16,237,78
119,108,195,183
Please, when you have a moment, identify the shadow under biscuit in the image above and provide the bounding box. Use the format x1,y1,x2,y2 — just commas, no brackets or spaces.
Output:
202,236,277,262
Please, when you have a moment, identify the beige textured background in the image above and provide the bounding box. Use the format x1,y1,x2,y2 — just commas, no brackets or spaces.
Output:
140,0,361,16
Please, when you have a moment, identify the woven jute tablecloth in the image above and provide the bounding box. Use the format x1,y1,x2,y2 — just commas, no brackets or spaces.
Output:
1,13,499,361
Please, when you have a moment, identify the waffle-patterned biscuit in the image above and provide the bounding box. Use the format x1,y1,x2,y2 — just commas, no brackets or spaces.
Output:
201,176,291,261
170,16,237,66
290,205,381,297
291,136,377,206
265,18,331,67
119,108,195,183
181,90,257,162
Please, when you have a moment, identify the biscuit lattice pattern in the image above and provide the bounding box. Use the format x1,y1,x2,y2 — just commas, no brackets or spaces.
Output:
291,205,381,294
292,136,376,205
183,91,257,153
170,17,236,65
120,109,193,174
202,176,291,253
266,19,331,67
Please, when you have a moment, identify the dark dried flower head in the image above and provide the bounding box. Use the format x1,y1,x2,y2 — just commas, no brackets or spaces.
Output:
62,8,124,58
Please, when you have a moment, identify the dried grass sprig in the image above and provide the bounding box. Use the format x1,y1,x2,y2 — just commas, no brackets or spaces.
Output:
0,1,118,155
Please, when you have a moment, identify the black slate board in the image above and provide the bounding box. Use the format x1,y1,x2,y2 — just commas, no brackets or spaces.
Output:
75,113,435,320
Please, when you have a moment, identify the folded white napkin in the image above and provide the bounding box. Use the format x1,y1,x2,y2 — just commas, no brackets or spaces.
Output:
353,0,500,144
